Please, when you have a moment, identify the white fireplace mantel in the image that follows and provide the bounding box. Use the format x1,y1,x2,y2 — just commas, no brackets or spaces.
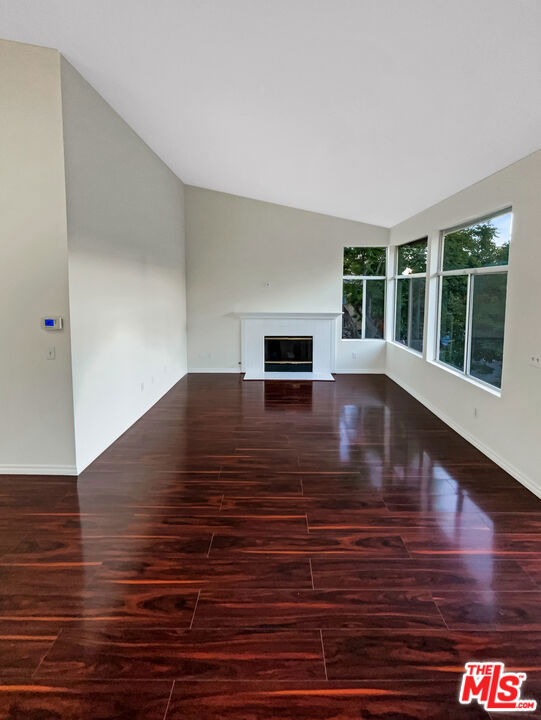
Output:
236,312,341,381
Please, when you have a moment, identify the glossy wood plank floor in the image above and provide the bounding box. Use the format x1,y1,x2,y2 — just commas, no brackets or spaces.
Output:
1,374,541,719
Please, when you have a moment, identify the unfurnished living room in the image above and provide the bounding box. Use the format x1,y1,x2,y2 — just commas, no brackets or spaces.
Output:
1,1,541,718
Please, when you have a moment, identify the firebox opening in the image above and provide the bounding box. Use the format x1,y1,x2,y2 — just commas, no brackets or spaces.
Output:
264,336,313,372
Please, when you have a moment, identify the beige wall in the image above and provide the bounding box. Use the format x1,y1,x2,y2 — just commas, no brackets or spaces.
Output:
0,40,76,473
387,150,541,497
61,58,188,473
185,186,389,373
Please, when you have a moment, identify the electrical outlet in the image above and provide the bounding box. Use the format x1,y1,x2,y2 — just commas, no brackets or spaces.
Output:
529,355,541,369
352,352,357,360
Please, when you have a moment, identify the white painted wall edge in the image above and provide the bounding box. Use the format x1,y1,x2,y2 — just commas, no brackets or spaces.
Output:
386,370,541,501
75,371,187,474
0,464,77,476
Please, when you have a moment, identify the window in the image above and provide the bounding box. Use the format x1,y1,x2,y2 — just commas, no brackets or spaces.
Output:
394,238,427,352
342,247,386,339
438,209,511,389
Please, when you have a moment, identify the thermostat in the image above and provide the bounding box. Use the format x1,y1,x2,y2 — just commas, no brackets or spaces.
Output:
41,316,63,331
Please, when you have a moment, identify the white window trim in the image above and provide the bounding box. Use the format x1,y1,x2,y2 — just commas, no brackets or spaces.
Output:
389,339,423,357
436,265,508,277
427,355,502,397
435,210,511,392
442,206,513,236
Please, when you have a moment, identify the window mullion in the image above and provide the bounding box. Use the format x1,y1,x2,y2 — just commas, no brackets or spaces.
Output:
470,265,508,275
362,278,367,339
396,272,426,279
438,268,469,277
393,278,398,343
439,266,507,278
436,274,443,362
407,278,413,347
464,274,473,376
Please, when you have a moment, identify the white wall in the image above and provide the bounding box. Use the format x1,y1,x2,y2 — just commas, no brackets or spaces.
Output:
0,40,76,474
61,58,188,473
387,150,541,497
185,186,389,373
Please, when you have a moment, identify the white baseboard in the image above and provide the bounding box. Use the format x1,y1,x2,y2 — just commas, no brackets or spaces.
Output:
188,367,241,373
386,370,541,501
0,464,77,477
334,369,385,374
189,368,385,375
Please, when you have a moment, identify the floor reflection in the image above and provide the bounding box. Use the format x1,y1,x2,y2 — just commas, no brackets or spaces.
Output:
264,380,313,411
1,375,540,709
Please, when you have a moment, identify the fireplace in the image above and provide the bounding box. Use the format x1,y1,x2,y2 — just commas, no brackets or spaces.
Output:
237,312,340,381
264,336,313,372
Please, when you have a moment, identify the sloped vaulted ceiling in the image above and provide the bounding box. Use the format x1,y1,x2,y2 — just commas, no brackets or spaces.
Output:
1,0,540,226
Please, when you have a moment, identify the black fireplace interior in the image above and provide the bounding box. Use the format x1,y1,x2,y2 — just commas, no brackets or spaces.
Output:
264,336,313,372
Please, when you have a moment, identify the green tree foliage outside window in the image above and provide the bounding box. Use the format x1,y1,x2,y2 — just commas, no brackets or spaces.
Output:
342,280,363,339
443,219,510,270
365,280,385,339
343,247,386,276
440,276,468,370
396,277,425,351
397,238,427,274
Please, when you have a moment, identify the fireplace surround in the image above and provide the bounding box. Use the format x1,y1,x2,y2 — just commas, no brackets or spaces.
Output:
237,312,340,380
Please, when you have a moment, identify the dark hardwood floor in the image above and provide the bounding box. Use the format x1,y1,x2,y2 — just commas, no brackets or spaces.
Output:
1,373,540,719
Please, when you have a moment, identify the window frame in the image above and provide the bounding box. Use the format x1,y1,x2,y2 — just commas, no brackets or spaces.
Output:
435,208,512,390
393,237,428,355
342,246,387,340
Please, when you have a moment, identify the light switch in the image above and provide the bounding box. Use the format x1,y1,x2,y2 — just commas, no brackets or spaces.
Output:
47,346,56,360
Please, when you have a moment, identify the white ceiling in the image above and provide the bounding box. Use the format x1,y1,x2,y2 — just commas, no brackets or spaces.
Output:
1,0,540,227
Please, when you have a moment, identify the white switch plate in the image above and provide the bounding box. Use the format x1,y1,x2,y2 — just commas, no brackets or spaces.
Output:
47,346,55,360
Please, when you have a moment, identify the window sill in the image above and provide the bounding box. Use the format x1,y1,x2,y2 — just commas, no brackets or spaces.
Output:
427,358,502,397
341,338,386,342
